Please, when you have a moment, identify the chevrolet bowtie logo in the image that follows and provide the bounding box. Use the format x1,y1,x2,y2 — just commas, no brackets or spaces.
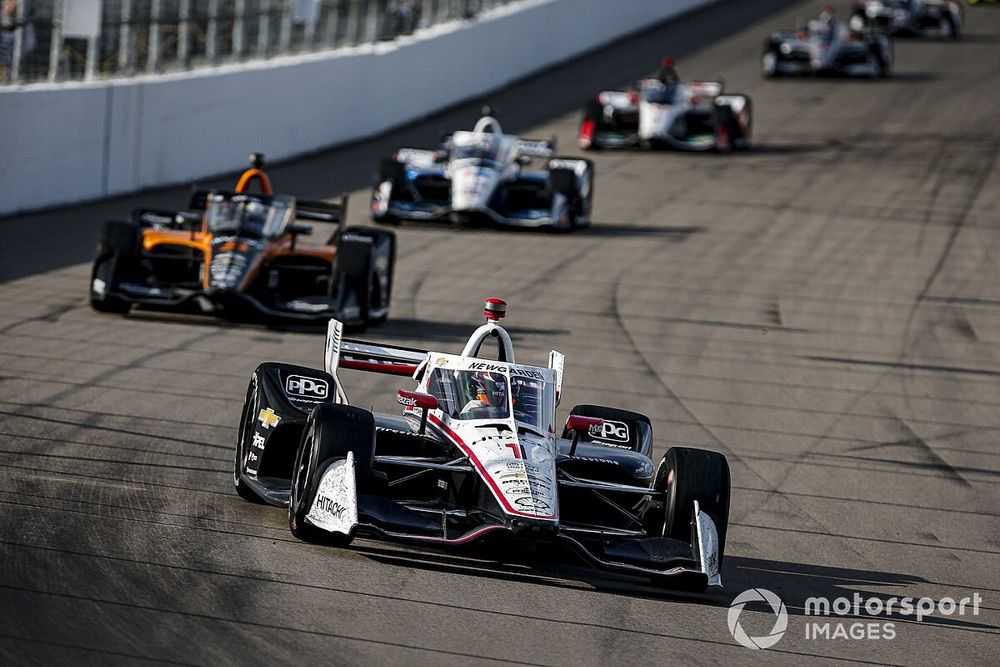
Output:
258,407,281,429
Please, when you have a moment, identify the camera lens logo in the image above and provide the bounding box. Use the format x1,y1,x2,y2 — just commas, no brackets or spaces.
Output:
728,588,788,650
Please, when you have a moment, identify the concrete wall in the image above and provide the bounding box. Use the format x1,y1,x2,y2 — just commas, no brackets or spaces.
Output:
0,0,715,217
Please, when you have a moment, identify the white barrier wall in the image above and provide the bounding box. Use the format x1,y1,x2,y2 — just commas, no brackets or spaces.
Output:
0,0,714,217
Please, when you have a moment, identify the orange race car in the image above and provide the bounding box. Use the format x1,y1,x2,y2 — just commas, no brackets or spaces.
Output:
89,155,395,329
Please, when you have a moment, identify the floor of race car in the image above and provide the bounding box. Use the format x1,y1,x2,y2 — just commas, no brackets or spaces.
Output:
1,0,999,664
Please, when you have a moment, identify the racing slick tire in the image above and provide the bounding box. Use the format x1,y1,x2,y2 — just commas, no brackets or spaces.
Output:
289,404,376,545
714,96,752,153
761,46,781,78
649,447,731,565
942,14,960,40
549,162,593,232
90,220,139,314
233,375,267,503
578,101,604,150
371,159,406,225
561,404,652,458
336,228,396,328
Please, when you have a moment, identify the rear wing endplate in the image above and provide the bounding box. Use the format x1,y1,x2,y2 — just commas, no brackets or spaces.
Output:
548,350,565,406
325,319,427,379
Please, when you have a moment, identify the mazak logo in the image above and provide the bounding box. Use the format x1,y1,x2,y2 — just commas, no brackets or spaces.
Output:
728,588,788,650
286,375,329,400
589,419,629,443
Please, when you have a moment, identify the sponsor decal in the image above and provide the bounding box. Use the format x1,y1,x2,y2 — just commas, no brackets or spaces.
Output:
510,367,544,380
513,496,551,512
435,356,449,367
437,479,448,490
314,494,347,519
248,451,258,462
397,394,419,408
341,233,374,244
574,456,619,466
285,375,329,400
140,212,174,226
285,300,330,314
258,407,281,429
589,419,629,443
91,278,107,297
251,432,265,449
468,361,508,372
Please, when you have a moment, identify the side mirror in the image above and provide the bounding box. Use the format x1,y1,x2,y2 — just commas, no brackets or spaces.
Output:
565,415,603,457
398,390,438,434
287,223,312,250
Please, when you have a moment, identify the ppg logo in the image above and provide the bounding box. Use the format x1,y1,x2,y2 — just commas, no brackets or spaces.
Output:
285,375,329,400
589,419,629,443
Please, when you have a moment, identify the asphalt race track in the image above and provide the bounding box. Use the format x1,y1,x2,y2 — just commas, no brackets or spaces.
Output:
2,0,999,664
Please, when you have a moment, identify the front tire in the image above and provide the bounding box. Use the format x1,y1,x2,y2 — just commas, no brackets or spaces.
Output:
233,376,266,503
649,447,731,560
90,220,139,314
288,404,375,545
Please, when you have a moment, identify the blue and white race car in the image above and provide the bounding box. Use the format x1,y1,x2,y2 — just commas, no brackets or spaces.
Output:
371,114,594,231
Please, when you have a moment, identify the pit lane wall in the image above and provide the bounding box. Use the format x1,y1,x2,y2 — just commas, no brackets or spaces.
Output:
0,0,716,217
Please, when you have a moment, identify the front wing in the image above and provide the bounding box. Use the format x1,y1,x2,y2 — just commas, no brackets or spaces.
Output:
104,282,366,325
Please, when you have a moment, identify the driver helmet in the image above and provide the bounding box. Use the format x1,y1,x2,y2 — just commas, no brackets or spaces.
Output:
464,371,505,407
659,55,679,83
243,200,267,227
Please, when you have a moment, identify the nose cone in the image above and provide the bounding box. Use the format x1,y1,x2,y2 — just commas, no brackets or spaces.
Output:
451,165,497,211
208,243,256,291
484,432,558,521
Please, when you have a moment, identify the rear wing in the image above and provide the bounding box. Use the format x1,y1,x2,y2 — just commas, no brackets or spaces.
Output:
438,134,556,157
188,190,347,223
517,138,557,158
325,320,427,379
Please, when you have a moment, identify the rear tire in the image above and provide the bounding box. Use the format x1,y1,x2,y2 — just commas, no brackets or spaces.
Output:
90,220,139,314
761,49,779,79
549,167,582,233
338,227,395,328
288,404,375,545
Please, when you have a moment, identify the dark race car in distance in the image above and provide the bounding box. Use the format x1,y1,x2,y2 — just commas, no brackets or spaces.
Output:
763,11,893,78
90,155,395,329
853,0,962,38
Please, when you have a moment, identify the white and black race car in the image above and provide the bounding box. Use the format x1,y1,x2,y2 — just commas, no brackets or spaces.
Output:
371,114,594,231
233,298,731,590
579,79,752,152
763,12,893,78
853,0,962,39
